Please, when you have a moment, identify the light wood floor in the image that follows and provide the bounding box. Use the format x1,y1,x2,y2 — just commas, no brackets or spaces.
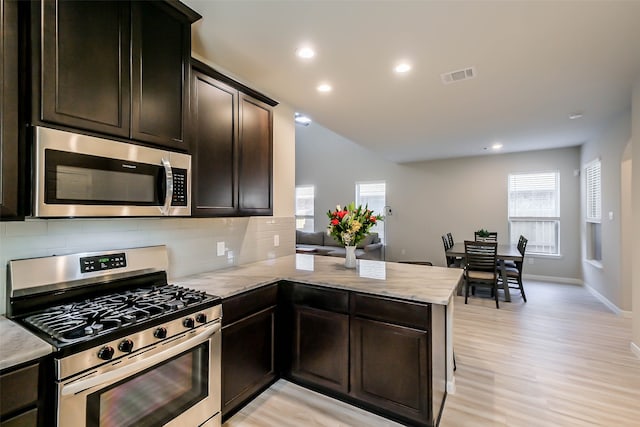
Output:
223,281,640,426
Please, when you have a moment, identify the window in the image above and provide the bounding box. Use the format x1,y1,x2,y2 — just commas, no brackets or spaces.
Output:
508,172,560,255
295,185,315,231
585,159,602,262
356,181,386,243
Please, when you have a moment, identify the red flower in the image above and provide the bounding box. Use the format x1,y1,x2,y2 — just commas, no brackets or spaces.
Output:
337,210,347,219
370,216,377,223
331,219,339,225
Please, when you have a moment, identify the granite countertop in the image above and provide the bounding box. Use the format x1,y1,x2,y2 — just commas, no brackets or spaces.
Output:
0,316,53,371
174,254,463,305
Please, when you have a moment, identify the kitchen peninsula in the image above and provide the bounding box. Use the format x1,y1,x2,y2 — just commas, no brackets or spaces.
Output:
176,254,462,427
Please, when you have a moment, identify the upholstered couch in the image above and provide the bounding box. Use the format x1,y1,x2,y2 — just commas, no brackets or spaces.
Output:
295,230,384,261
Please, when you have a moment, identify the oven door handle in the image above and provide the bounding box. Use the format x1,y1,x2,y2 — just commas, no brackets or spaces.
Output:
61,322,220,396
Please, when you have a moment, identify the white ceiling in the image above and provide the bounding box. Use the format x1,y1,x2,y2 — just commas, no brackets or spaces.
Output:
184,0,640,163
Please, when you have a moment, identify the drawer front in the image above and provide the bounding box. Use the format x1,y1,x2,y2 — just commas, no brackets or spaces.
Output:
287,283,349,313
351,293,431,330
0,364,38,418
0,408,37,427
222,284,278,326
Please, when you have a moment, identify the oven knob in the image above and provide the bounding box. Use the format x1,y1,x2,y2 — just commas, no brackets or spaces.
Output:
154,327,167,339
183,317,195,329
97,346,115,361
118,339,134,353
195,313,207,324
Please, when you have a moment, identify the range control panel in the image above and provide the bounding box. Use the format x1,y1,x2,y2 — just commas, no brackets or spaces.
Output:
80,253,127,273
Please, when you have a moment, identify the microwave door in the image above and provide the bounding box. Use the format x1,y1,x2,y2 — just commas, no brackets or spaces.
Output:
33,126,191,218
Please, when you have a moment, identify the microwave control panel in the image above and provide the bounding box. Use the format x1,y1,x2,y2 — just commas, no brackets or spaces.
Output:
172,168,188,206
80,253,127,273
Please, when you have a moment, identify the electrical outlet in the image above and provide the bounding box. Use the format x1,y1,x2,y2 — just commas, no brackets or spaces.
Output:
216,241,225,257
401,249,406,255
274,234,280,247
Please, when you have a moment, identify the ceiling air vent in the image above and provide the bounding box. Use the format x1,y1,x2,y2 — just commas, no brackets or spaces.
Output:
441,66,476,85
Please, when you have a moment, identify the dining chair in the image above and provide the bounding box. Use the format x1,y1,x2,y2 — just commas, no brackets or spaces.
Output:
503,235,525,268
464,240,499,308
446,232,454,248
442,235,460,268
474,231,498,242
499,236,528,302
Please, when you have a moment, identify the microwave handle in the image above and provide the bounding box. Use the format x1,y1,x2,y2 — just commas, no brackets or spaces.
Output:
60,322,221,396
160,158,174,216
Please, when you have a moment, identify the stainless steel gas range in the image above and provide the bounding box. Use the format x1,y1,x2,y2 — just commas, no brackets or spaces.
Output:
6,245,222,427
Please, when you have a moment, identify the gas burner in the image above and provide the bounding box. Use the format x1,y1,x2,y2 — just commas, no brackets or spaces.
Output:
22,284,215,345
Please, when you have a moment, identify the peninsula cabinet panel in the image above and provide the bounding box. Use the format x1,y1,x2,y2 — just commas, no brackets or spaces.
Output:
1,0,23,220
350,317,431,426
238,95,272,215
37,0,130,137
191,70,238,216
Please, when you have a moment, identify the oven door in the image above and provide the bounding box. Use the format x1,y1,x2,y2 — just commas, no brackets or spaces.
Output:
57,323,220,427
33,126,191,217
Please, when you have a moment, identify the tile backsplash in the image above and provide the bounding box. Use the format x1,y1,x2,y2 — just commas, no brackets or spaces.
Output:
0,216,295,315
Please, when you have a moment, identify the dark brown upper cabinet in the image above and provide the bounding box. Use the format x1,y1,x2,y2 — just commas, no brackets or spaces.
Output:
31,0,199,151
191,70,238,216
191,59,277,217
1,0,24,220
238,94,273,215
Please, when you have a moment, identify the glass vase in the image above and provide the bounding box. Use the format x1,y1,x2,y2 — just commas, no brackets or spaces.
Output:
345,245,357,268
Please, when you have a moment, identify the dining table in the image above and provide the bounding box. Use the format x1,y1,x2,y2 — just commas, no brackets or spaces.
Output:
446,242,523,302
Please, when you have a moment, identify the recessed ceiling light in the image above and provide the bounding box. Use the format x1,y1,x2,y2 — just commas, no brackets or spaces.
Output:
491,143,503,150
569,112,583,120
294,113,312,125
394,63,411,73
296,46,315,59
317,83,332,93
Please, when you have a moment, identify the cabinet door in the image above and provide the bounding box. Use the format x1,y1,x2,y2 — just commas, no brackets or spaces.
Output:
221,307,276,418
238,94,272,215
38,0,130,137
291,305,349,394
1,0,21,219
191,71,238,216
350,317,431,425
131,1,189,150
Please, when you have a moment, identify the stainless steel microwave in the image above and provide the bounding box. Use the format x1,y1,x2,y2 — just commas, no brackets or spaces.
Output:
33,127,191,217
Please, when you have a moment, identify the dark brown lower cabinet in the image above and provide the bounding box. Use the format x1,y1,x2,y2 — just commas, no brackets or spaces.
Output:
221,285,278,420
350,317,430,424
222,282,447,426
0,363,39,426
291,305,349,394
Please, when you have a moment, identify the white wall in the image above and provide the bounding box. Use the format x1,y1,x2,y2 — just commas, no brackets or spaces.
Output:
580,112,632,311
296,123,582,281
632,76,640,357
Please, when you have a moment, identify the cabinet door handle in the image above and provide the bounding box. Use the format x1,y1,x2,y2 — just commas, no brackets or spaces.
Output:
160,158,173,215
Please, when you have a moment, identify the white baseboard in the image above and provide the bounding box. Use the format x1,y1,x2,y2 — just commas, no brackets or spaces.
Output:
584,283,631,317
447,379,456,394
523,274,583,285
632,342,640,360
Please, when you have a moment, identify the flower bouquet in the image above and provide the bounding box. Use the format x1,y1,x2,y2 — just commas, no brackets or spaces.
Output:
327,203,383,267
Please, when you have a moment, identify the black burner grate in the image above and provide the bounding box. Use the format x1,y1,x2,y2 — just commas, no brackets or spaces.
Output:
23,285,212,344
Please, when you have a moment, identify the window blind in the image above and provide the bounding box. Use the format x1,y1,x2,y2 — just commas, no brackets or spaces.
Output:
508,171,560,255
508,172,560,218
585,159,601,222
